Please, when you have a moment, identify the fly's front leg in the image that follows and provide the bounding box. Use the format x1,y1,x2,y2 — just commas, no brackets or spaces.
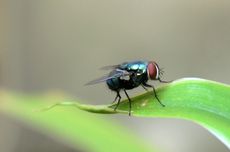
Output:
141,84,148,92
142,83,165,107
158,78,172,83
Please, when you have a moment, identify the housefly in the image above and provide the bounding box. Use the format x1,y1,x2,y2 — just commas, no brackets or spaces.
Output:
86,60,170,116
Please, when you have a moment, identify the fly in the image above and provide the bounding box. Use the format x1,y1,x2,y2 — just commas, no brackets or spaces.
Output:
86,60,170,116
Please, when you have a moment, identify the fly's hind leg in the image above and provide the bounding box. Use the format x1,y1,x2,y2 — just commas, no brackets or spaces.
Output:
114,91,121,111
142,83,165,107
112,93,119,103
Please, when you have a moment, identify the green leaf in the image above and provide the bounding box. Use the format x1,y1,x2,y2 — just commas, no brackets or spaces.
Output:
0,91,153,152
49,78,230,149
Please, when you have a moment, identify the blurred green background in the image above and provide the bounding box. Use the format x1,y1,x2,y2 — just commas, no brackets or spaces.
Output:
1,0,230,152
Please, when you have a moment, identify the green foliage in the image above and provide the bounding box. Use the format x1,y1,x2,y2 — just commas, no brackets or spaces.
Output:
0,91,152,152
1,78,229,151
49,78,230,149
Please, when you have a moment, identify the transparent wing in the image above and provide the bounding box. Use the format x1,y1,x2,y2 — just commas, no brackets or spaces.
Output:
85,69,131,85
100,62,127,70
100,65,120,70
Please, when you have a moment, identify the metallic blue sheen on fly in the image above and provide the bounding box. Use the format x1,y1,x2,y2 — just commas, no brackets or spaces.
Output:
86,60,169,116
106,61,148,90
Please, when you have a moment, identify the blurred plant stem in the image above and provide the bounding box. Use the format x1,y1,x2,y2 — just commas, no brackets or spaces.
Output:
0,90,153,152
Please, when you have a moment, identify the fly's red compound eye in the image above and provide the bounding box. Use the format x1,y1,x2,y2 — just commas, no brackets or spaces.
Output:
147,61,159,80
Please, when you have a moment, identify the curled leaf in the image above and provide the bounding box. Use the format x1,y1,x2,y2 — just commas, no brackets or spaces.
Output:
52,78,230,149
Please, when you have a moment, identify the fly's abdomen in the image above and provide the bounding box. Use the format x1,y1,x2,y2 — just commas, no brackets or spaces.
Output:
106,78,121,91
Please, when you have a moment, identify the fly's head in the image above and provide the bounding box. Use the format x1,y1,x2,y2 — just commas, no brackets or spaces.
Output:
147,61,163,80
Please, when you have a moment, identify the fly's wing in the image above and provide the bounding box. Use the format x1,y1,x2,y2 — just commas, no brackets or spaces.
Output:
85,69,131,85
100,62,127,70
100,65,120,70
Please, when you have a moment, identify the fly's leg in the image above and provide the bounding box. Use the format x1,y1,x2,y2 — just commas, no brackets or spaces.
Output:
112,93,119,103
158,78,172,83
142,83,165,107
114,91,121,111
124,89,132,116
141,84,148,91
